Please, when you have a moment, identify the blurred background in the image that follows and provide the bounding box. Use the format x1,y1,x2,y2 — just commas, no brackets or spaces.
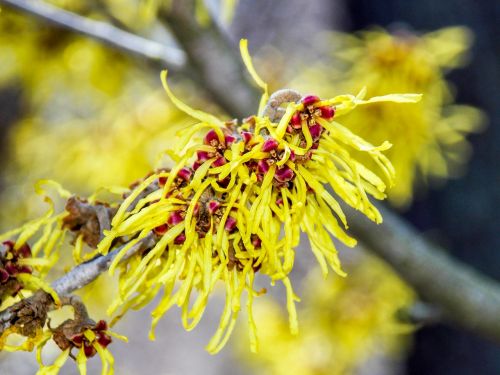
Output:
0,0,498,374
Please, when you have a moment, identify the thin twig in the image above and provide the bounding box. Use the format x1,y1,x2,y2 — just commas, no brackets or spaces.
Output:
345,203,500,343
53,232,155,296
0,0,186,70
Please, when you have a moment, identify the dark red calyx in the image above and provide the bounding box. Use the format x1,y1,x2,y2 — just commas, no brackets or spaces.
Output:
251,234,262,248
0,268,10,283
262,138,279,152
203,129,220,146
97,333,112,347
196,151,210,162
168,211,184,226
257,159,270,174
301,95,320,107
158,176,167,186
71,334,84,346
177,167,192,181
16,244,32,258
212,157,227,167
319,106,335,119
224,217,237,232
290,112,302,128
207,200,221,215
241,131,253,144
18,265,32,274
95,320,108,331
309,124,323,141
84,343,97,358
274,166,295,183
225,134,236,146
153,224,169,235
174,233,186,245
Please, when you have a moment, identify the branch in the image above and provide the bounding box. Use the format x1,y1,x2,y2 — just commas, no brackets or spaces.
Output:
160,0,260,118
346,203,500,343
0,0,186,70
0,232,155,330
53,232,155,296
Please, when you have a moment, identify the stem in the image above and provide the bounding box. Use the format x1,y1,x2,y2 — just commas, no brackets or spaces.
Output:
161,0,260,118
0,233,155,330
53,232,155,296
346,203,500,343
0,0,186,70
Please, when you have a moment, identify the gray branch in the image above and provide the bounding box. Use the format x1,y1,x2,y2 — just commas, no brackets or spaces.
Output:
0,0,186,70
160,0,260,118
345,203,500,343
0,232,155,330
53,232,155,296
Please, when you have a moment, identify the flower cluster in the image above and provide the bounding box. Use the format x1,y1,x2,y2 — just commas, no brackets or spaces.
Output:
96,40,420,353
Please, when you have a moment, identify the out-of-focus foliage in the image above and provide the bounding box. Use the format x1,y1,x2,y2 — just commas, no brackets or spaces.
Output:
0,6,190,228
289,27,484,208
236,254,414,375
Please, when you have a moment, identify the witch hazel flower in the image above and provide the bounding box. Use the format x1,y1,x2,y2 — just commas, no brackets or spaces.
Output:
91,39,421,354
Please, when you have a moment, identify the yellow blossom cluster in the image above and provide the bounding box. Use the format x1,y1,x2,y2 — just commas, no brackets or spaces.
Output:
96,40,419,353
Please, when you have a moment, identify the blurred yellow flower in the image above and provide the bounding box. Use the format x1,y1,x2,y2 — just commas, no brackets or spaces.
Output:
235,255,414,375
321,27,484,207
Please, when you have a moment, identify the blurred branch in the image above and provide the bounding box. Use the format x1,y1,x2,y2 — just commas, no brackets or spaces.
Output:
346,203,500,343
0,0,186,70
160,0,260,117
0,0,259,118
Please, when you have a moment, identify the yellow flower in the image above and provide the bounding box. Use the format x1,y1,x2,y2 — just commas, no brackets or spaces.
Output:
0,38,419,357
319,27,484,207
97,40,419,353
235,255,414,375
